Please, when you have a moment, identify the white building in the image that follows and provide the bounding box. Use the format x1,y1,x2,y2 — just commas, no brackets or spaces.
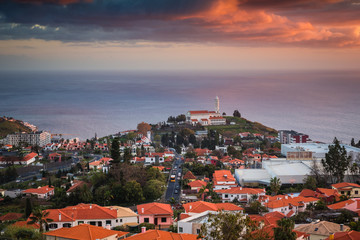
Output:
215,187,266,203
281,143,360,160
186,97,226,126
5,131,51,147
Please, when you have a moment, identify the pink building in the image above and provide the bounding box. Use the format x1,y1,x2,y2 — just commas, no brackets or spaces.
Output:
137,202,173,229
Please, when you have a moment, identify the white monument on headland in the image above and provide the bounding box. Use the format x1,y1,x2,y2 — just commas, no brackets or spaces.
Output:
215,96,220,113
186,96,226,126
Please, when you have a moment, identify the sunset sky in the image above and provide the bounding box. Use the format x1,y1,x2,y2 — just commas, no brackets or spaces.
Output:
1,0,360,71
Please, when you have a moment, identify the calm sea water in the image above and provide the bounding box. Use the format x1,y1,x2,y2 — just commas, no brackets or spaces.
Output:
0,70,359,143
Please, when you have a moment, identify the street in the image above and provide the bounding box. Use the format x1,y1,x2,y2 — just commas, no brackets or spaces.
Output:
164,153,184,202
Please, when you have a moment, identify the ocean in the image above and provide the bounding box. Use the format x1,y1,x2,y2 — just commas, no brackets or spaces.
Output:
1,70,359,143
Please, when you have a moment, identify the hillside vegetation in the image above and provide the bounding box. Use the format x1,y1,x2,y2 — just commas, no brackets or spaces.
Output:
205,116,278,136
0,117,31,138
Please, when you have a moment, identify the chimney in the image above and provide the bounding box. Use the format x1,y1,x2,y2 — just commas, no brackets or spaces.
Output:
90,204,92,209
340,224,344,231
189,205,192,210
59,213,61,221
141,226,146,233
224,175,227,178
106,224,111,230
142,208,144,213
285,196,288,199
239,187,242,190
290,193,294,198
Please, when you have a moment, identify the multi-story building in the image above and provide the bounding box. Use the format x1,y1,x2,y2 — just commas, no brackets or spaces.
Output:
278,130,310,144
5,131,51,147
212,170,237,190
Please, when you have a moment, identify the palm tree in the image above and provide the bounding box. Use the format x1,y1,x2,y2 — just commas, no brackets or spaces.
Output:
270,177,281,196
27,208,53,232
274,218,296,240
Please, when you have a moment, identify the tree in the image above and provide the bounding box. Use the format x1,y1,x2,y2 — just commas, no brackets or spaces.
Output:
123,180,145,203
199,211,256,240
274,219,296,240
28,208,53,233
270,177,281,196
143,179,165,201
123,147,132,163
176,114,186,123
137,122,151,136
110,138,121,164
233,110,241,118
25,198,33,218
303,175,317,190
322,137,351,183
351,138,356,147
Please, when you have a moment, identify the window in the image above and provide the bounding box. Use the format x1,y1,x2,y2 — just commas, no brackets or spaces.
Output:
78,221,84,225
341,191,344,194
144,218,149,223
120,219,123,222
63,223,71,228
197,229,200,234
179,227,183,232
89,221,96,226
225,194,228,198
355,191,359,194
106,220,111,226
161,217,167,223
49,223,58,229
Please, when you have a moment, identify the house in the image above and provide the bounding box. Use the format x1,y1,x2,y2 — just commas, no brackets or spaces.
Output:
130,157,145,164
332,182,360,198
0,152,38,165
43,224,129,240
327,198,360,212
144,153,165,165
104,206,138,226
188,180,207,192
212,170,237,190
178,210,217,235
264,196,318,217
89,157,112,171
215,187,266,203
183,201,243,215
299,188,341,204
42,203,123,231
295,221,349,240
48,153,62,162
326,230,360,240
22,185,54,199
183,171,197,182
126,229,198,240
137,202,173,228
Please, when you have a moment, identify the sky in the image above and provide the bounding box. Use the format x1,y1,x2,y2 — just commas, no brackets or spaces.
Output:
0,0,360,71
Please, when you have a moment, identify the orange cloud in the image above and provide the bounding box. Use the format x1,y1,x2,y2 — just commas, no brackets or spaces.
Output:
175,0,360,47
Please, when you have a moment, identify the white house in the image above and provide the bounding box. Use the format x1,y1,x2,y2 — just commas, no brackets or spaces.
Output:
215,187,266,203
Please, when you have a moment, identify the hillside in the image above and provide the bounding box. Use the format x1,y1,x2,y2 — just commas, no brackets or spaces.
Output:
205,116,278,137
0,117,32,139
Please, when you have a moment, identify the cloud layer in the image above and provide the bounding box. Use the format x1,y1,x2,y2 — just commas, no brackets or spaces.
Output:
1,0,359,47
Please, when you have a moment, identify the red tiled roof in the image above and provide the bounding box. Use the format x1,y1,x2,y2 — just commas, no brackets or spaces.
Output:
299,189,317,198
317,188,341,197
125,229,198,240
215,187,265,195
0,213,23,221
188,180,207,188
13,221,40,229
183,201,243,213
137,203,173,216
332,182,360,189
264,196,319,209
328,199,355,210
46,204,117,222
23,185,54,195
183,171,196,180
325,230,360,240
188,110,212,114
22,152,38,162
43,224,128,240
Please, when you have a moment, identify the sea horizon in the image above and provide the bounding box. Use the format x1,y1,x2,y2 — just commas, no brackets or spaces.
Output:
1,69,359,143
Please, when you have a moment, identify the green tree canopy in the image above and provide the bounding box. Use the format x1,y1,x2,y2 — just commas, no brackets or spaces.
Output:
110,138,121,164
270,177,281,196
322,137,351,183
274,218,296,240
